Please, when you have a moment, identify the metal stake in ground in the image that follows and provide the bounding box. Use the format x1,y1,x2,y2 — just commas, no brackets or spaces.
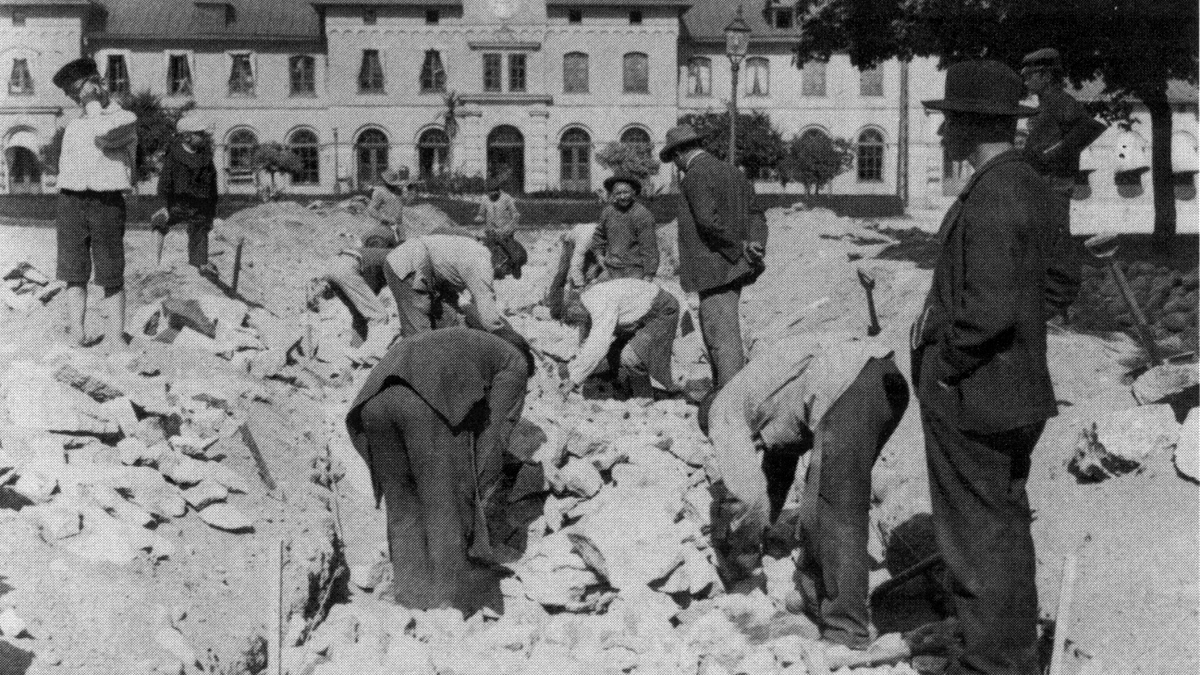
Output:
1084,234,1163,366
231,237,245,295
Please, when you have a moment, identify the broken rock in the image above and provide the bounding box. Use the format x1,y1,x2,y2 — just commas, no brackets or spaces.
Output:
1070,405,1182,483
1175,408,1198,482
0,607,28,638
1132,364,1199,405
182,481,229,509
197,503,254,532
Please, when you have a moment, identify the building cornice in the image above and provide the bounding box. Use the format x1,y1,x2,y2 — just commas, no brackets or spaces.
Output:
459,92,553,105
467,39,541,51
85,33,325,48
0,0,91,5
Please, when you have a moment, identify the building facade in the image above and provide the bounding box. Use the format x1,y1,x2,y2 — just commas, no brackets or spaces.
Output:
1,0,1196,227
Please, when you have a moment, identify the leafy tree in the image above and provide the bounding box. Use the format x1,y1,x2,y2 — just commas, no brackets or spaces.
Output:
251,142,302,199
678,111,785,179
595,141,661,182
780,131,855,194
794,0,1199,236
123,90,192,183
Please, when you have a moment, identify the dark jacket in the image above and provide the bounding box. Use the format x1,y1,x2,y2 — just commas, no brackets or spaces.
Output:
346,327,530,504
912,150,1074,434
676,152,767,293
594,201,659,278
1025,88,1105,179
157,138,218,214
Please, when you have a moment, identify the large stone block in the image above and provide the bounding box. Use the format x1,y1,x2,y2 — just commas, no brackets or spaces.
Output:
1175,408,1198,482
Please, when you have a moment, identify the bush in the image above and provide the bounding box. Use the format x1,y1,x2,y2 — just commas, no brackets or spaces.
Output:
252,142,302,199
524,189,602,200
421,171,487,196
595,141,661,182
780,132,854,195
677,111,785,180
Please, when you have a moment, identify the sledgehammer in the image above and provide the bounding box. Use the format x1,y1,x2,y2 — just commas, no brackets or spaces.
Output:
1084,234,1162,366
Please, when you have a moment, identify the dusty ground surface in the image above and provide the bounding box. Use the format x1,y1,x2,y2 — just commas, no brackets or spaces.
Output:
0,200,1195,675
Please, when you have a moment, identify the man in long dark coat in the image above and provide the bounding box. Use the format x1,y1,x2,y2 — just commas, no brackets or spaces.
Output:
659,125,766,391
914,60,1079,675
345,326,534,613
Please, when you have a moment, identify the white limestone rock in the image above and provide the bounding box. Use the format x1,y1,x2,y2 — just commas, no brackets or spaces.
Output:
182,481,229,509
1174,408,1198,482
197,503,254,532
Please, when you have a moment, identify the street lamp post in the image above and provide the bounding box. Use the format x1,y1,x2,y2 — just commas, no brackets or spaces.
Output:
724,6,751,167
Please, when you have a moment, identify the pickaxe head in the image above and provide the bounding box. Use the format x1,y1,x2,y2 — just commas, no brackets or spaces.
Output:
1085,234,1120,259
856,269,876,289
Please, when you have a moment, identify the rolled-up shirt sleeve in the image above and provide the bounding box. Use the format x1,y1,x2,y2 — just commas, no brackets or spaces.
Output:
465,260,504,333
708,373,770,531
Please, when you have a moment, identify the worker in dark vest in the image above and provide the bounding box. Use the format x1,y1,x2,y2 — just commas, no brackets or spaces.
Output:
592,175,660,282
345,326,534,613
916,60,1078,675
1021,48,1103,320
699,333,908,660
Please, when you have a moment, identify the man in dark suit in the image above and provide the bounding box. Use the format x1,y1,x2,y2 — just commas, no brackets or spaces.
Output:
660,124,767,391
345,326,534,613
914,60,1079,675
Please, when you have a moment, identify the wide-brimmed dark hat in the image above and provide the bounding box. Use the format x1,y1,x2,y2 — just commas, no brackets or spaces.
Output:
52,57,100,91
603,174,642,194
922,60,1037,117
659,125,705,162
1021,48,1062,74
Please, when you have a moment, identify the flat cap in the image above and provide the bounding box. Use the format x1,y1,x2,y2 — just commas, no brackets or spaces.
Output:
1021,48,1062,71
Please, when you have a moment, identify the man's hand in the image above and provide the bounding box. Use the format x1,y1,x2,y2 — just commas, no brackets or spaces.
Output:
743,241,765,265
558,378,579,401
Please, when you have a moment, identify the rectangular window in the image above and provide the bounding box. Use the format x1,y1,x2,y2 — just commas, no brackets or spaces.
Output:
8,58,33,95
289,55,316,96
420,50,446,93
745,57,768,96
508,53,527,93
773,8,793,28
623,52,649,93
425,8,440,24
363,8,377,24
801,60,826,97
483,53,503,92
106,54,130,95
167,54,193,96
860,66,883,97
686,58,711,96
568,9,582,23
629,9,642,24
563,52,588,93
228,52,255,96
12,9,26,26
359,49,385,93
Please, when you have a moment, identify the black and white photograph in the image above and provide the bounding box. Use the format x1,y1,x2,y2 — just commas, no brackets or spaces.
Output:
0,0,1196,673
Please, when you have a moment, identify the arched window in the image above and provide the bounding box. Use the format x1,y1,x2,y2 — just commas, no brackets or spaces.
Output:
745,57,769,97
799,128,828,144
355,128,389,187
417,128,450,180
288,129,319,185
856,129,885,182
623,52,649,93
686,57,711,97
559,127,592,192
563,52,589,93
620,127,652,150
227,128,257,183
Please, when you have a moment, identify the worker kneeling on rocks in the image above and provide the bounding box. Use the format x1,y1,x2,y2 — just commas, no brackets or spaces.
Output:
699,332,909,658
385,233,524,338
346,326,534,613
558,277,679,400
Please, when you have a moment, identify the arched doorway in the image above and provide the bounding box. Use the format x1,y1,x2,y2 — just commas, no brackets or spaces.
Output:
355,128,389,188
417,128,449,180
486,125,524,193
559,127,591,192
5,147,41,194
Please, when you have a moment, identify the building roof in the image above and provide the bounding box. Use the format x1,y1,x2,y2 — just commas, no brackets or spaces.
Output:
0,0,92,5
681,0,796,42
1070,78,1199,106
310,0,460,6
545,0,691,6
87,0,321,42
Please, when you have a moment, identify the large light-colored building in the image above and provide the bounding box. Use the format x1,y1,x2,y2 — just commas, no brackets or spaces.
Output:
1,0,1196,224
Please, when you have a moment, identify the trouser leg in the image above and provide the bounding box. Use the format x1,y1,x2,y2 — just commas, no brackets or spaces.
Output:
360,386,435,609
800,357,909,649
384,266,434,338
921,408,1043,675
326,254,388,323
546,240,573,320
698,284,746,389
186,217,212,268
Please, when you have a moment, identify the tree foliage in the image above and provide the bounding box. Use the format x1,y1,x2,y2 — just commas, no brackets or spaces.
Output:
123,90,192,183
252,142,303,199
678,111,786,179
794,0,1199,235
595,141,661,182
780,132,855,194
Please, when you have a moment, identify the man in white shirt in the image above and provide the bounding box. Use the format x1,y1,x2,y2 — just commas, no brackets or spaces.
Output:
384,234,521,338
544,222,601,322
52,58,138,351
559,277,679,400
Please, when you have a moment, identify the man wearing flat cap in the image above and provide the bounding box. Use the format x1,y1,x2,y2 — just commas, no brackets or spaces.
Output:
916,60,1079,675
591,174,659,283
660,124,766,394
1021,48,1104,320
52,57,138,351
